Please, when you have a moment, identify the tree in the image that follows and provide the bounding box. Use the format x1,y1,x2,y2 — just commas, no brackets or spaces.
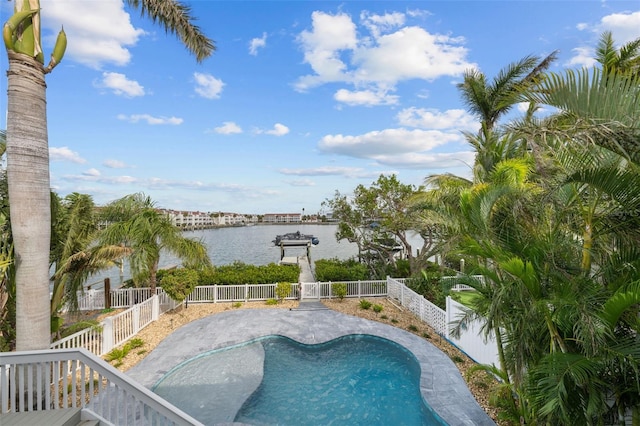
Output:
159,268,198,308
99,193,211,293
595,31,640,77
3,0,214,350
49,193,133,325
457,52,557,136
324,174,429,277
447,65,640,423
457,53,557,181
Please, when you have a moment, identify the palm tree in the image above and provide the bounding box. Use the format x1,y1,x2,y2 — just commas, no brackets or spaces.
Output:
98,193,211,294
457,53,557,181
515,68,640,277
457,52,557,137
595,31,640,77
49,193,132,320
3,1,215,350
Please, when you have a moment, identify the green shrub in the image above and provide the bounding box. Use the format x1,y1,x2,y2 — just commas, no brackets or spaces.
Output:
406,269,447,309
331,283,347,300
159,268,199,304
359,299,372,310
315,258,368,281
407,324,418,332
105,347,126,363
450,355,465,363
198,262,299,285
372,304,383,313
265,298,278,305
275,282,292,302
128,338,144,349
380,314,388,320
105,337,146,364
59,320,101,339
232,302,242,308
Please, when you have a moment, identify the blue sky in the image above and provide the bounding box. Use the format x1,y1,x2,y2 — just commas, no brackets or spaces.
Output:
1,1,639,215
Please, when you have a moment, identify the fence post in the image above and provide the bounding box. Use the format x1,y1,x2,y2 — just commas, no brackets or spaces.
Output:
358,280,361,297
104,278,111,310
132,305,140,334
102,317,114,354
151,295,159,321
445,296,451,340
214,285,218,303
245,284,249,302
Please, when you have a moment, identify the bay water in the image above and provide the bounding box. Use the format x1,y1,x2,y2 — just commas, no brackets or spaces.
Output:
84,224,424,289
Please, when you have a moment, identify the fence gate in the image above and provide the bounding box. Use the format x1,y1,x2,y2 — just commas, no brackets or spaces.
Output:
301,282,319,300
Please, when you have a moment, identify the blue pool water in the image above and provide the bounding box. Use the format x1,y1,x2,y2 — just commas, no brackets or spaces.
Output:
153,334,446,425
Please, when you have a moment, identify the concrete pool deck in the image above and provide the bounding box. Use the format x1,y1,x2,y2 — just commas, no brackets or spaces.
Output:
127,307,496,425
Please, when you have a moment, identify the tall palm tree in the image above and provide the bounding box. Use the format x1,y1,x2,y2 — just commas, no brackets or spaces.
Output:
3,1,215,350
457,52,557,137
98,193,211,294
457,53,557,181
515,68,640,278
49,193,131,318
595,31,640,77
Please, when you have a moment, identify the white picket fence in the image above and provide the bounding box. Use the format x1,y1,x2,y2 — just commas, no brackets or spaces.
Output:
55,277,499,368
51,293,179,357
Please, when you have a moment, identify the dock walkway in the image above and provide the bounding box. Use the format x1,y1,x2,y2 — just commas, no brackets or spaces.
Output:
298,256,315,282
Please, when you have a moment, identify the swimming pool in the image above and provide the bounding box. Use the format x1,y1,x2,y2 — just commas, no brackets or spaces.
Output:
153,334,446,425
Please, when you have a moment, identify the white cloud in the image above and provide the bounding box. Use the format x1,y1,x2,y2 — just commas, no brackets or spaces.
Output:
396,107,479,132
266,123,290,136
295,11,359,90
83,168,101,177
279,166,392,179
570,10,640,67
50,147,86,164
360,11,405,38
96,72,145,97
566,46,597,68
117,114,183,125
103,159,128,168
194,72,224,99
598,11,640,44
334,88,399,106
318,128,459,158
43,0,145,69
285,179,316,187
214,122,243,135
371,151,476,169
249,32,267,55
294,10,474,105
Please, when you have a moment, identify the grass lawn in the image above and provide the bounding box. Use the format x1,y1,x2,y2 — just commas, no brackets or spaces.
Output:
450,290,479,307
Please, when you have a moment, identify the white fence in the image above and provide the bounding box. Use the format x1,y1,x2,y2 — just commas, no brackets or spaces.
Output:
52,294,179,357
0,348,203,424
386,277,499,367
57,277,499,368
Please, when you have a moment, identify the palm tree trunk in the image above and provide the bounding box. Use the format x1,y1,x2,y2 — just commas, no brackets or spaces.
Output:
6,51,51,350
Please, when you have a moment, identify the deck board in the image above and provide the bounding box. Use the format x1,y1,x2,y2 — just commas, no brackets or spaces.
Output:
2,407,81,425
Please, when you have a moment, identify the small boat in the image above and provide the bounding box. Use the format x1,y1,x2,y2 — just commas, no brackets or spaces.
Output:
273,231,319,246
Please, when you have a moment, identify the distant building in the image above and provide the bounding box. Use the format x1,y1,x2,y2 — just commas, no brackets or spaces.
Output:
162,209,214,229
262,213,302,223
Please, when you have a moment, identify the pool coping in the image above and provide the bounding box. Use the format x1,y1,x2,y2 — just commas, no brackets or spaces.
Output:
126,308,496,425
